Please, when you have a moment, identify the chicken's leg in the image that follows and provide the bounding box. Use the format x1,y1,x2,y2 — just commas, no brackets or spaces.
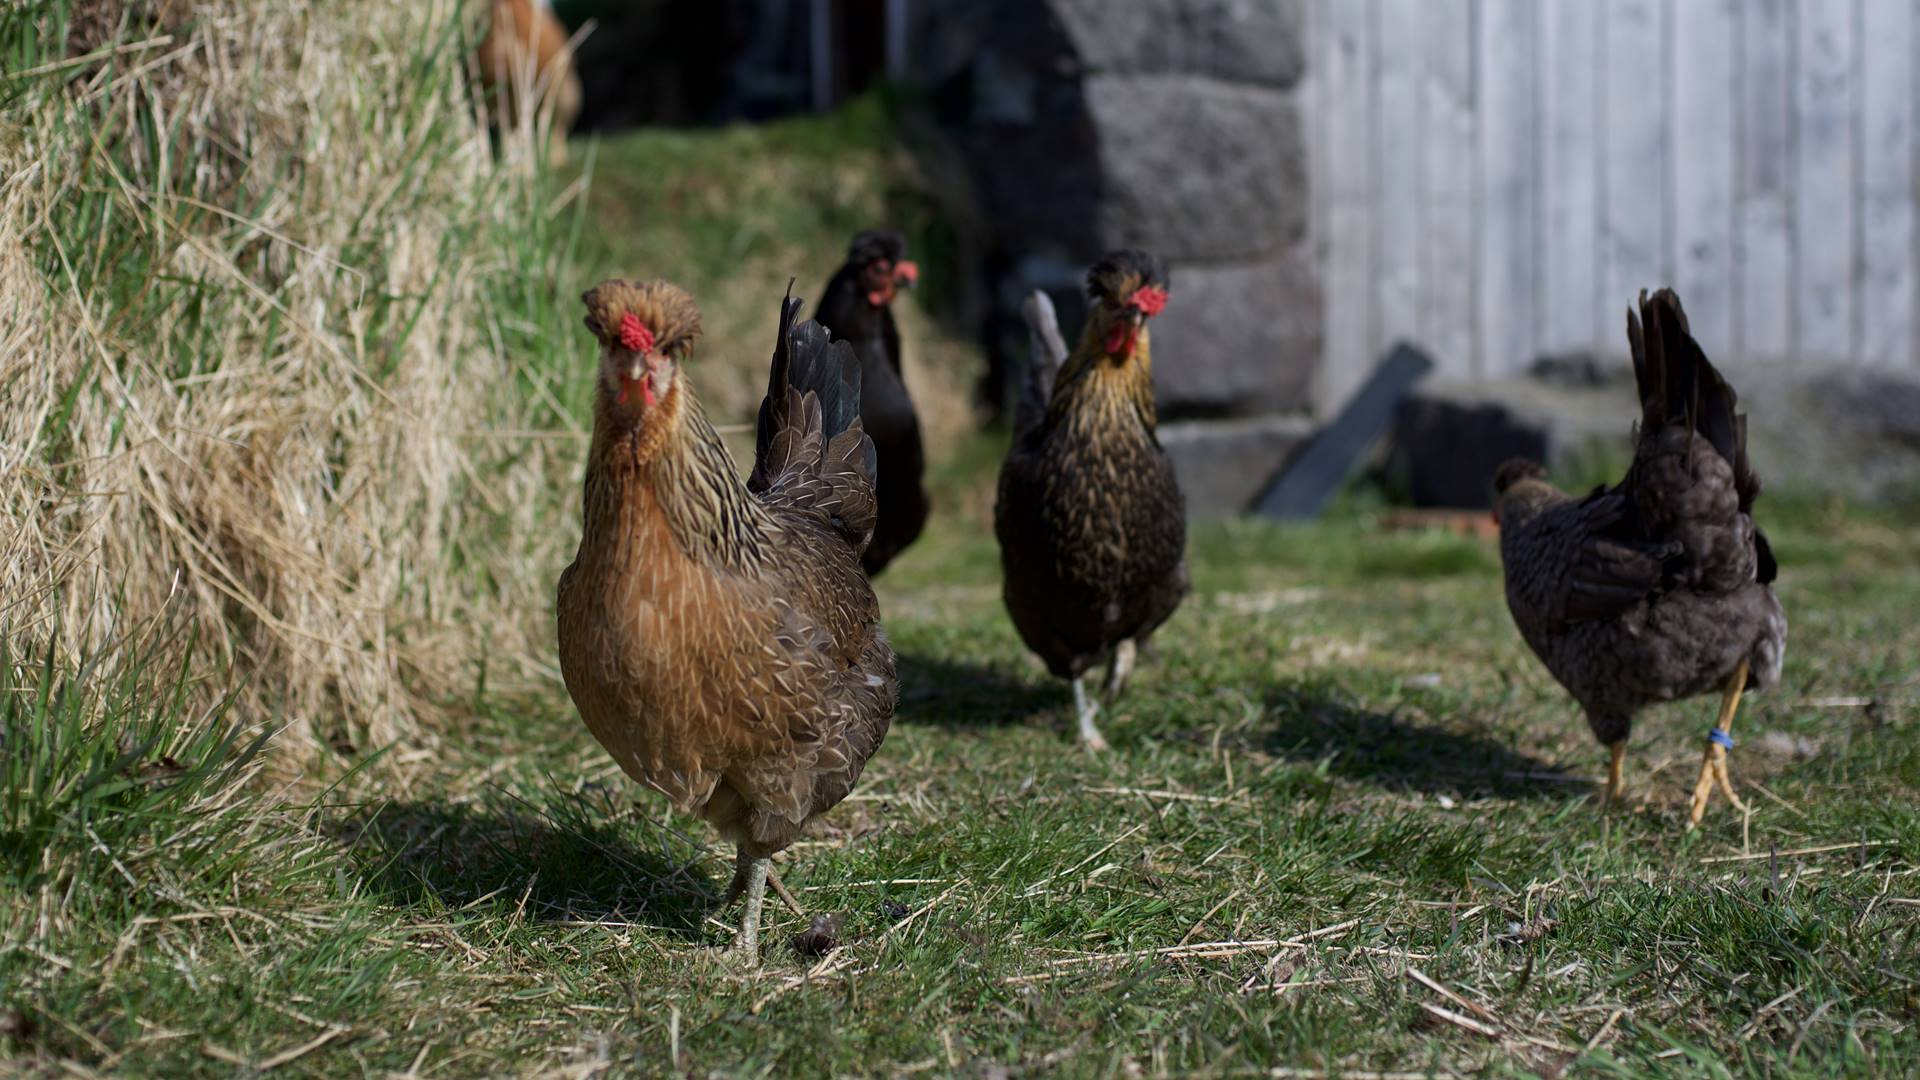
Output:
726,851,804,918
1606,742,1627,807
1104,639,1137,699
1687,659,1751,829
1072,677,1109,752
731,848,770,963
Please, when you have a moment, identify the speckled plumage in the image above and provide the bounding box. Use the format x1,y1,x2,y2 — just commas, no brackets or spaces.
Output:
995,251,1189,686
1496,289,1785,750
557,282,895,862
815,230,927,576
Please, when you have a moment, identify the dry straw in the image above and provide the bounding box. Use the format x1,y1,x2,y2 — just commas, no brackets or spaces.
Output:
2,0,578,767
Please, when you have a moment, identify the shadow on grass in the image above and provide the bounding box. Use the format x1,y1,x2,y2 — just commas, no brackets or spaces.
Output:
1262,682,1581,800
335,789,716,940
893,650,1059,730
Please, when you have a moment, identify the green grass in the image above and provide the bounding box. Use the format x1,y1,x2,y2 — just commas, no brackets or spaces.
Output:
6,489,1918,1077
555,91,975,431
570,91,955,306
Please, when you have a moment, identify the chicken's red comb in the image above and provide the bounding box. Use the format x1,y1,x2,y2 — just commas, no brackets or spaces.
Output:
618,312,655,353
1128,285,1168,318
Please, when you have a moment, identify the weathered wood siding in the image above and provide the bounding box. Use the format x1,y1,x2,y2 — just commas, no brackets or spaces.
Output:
1311,0,1920,409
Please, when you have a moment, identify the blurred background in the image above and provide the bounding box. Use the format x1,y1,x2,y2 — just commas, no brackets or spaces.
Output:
549,0,1920,516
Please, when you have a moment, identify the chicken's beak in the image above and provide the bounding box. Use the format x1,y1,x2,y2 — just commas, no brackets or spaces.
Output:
894,260,919,289
615,356,655,408
1103,310,1146,357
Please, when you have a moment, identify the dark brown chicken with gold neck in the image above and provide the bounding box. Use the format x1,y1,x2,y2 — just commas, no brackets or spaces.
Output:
1494,288,1785,827
995,250,1189,750
556,280,896,960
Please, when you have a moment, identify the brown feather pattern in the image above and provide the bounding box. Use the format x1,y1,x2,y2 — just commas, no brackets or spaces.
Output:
557,284,895,858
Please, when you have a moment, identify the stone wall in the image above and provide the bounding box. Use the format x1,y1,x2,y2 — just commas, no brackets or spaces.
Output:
909,0,1322,511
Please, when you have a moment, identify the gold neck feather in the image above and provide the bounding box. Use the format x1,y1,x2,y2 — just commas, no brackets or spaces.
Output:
583,382,767,571
1047,323,1158,433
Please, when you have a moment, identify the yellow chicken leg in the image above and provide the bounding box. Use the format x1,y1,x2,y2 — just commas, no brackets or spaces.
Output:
1606,742,1627,807
1687,659,1751,829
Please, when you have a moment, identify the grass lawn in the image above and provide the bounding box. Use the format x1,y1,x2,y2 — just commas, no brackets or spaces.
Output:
6,475,1919,1077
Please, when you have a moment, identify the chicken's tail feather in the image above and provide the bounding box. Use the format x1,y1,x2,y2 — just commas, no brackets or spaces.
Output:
761,286,800,416
1628,288,1760,511
750,284,879,548
755,284,875,480
1014,290,1069,442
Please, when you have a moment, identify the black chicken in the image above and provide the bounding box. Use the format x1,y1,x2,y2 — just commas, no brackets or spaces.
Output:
815,229,927,576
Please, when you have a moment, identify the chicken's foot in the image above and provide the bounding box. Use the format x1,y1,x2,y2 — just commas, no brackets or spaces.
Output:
1104,639,1137,699
731,850,770,964
1687,659,1751,829
1606,742,1627,807
1072,677,1109,752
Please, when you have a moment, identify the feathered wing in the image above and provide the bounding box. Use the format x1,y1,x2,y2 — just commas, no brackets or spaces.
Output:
1531,289,1775,632
722,289,894,849
1013,290,1070,443
749,290,879,551
1536,488,1682,627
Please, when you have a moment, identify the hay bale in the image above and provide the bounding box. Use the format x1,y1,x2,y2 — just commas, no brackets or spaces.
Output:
1,0,573,763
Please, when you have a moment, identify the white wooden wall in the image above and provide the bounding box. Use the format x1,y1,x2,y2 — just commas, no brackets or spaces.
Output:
1307,0,1920,409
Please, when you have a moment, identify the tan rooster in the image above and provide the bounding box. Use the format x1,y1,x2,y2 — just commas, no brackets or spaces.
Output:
556,280,896,960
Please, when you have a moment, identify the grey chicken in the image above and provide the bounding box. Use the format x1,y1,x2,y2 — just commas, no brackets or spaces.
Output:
1494,288,1785,826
